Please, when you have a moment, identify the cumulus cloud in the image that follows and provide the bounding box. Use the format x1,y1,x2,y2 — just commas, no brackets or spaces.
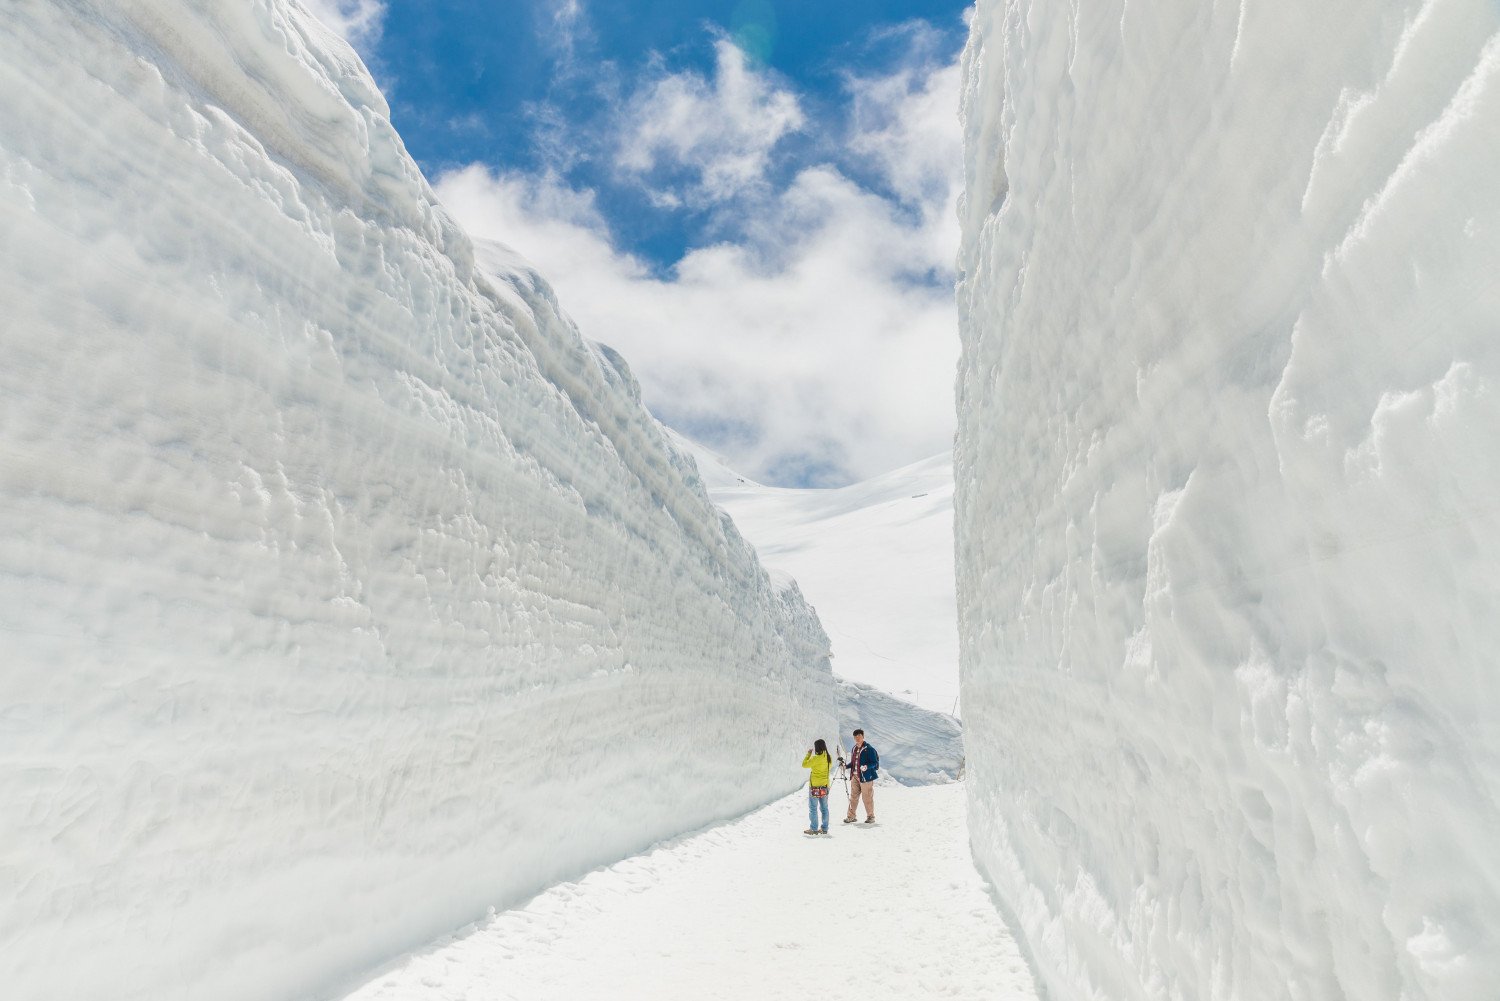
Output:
300,0,385,48
435,41,962,486
849,51,963,206
617,40,806,207
845,45,964,282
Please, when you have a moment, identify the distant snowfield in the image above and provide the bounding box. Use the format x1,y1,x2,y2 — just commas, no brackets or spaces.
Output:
677,433,961,716
332,782,1039,1001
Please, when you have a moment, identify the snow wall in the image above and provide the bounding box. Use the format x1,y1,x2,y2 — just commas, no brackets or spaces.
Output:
0,4,836,1000
956,2,1500,1000
837,679,964,785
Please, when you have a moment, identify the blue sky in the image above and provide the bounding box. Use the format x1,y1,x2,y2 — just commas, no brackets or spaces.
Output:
366,1,967,267
314,0,971,486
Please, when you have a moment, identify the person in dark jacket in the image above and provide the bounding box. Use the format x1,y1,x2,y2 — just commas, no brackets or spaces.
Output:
842,728,879,824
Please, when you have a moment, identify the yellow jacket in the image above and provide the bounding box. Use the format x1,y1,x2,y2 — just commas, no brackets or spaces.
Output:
802,751,832,786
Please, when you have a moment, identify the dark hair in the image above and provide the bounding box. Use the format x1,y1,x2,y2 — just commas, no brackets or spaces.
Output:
852,728,864,737
813,738,832,763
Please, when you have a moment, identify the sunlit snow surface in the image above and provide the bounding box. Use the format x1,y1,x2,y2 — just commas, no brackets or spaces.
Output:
678,435,962,716
672,436,967,780
958,1,1500,1000
0,4,834,1001
334,783,1038,1001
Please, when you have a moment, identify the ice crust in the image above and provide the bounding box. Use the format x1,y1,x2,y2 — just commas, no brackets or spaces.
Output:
0,4,834,1000
957,1,1500,999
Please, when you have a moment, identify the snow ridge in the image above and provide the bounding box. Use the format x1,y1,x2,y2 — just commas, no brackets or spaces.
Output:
957,1,1500,1000
0,4,834,1001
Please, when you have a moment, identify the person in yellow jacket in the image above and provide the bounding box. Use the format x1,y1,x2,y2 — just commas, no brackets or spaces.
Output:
802,739,833,835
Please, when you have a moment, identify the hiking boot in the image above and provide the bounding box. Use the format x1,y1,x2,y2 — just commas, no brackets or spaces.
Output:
804,828,819,835
819,828,829,835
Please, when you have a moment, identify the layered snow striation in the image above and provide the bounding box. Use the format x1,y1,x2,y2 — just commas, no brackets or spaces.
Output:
957,2,1500,1000
0,4,835,1001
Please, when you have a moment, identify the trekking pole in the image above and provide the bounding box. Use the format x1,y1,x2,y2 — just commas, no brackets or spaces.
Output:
836,742,850,800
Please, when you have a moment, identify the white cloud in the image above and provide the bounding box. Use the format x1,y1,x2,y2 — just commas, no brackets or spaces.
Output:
617,40,806,206
552,0,584,29
299,0,385,48
845,52,964,286
849,55,963,206
435,44,963,486
542,0,590,70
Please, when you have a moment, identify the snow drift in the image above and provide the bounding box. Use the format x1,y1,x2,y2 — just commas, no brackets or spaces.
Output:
0,3,834,1001
957,1,1500,999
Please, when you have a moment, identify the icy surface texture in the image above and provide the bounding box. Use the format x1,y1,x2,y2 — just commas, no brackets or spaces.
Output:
836,679,964,785
0,4,834,1000
957,1,1500,999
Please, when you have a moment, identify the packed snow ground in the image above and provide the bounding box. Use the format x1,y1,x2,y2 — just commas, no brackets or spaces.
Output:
958,1,1500,999
332,782,1038,1001
678,434,961,716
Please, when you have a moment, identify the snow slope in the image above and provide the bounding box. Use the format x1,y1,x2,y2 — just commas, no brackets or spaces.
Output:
333,783,1038,1001
0,4,834,1001
958,2,1500,1000
678,434,961,715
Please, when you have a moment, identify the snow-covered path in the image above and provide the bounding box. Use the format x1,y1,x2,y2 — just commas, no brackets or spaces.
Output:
333,783,1039,1001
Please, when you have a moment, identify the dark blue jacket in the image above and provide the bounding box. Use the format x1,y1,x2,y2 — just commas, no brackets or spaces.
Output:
852,742,879,782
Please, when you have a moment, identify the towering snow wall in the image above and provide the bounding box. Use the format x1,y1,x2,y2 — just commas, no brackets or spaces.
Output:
957,2,1500,999
0,3,835,1000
